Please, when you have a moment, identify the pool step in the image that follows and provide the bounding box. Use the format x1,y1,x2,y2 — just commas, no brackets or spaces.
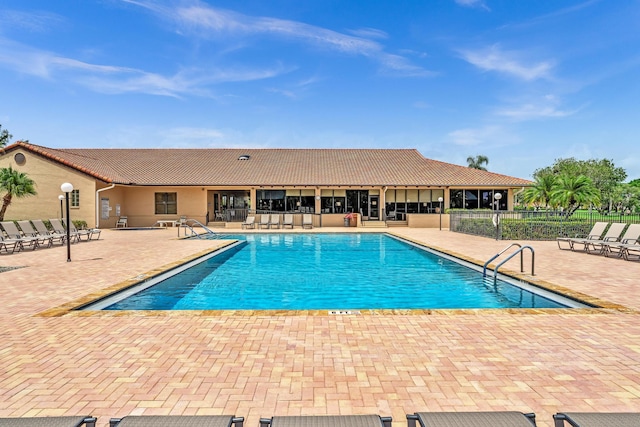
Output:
386,220,408,227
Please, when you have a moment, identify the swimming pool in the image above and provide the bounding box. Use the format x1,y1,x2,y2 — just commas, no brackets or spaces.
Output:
82,233,588,311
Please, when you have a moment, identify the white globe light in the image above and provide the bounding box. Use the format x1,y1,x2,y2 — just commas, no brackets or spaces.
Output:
61,182,74,193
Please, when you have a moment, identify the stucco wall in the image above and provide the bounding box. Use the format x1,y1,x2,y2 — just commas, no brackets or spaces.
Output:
0,148,98,226
115,186,208,227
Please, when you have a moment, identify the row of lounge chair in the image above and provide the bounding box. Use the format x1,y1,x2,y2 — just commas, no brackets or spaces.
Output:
242,214,314,230
0,219,100,254
557,222,640,260
1,411,638,427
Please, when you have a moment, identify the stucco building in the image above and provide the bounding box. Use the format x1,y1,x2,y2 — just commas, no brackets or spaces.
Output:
0,142,531,228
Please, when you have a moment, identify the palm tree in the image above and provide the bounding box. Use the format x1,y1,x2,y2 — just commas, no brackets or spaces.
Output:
466,155,489,171
0,166,37,221
0,124,11,149
551,174,601,216
521,174,557,209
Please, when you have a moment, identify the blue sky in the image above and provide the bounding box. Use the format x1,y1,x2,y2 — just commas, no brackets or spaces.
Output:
1,0,639,180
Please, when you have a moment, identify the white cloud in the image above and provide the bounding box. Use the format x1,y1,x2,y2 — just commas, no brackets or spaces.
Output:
447,125,519,147
127,0,432,76
454,0,490,11
495,95,582,120
459,44,554,81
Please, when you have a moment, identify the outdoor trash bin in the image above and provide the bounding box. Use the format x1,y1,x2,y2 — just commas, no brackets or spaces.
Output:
344,217,350,227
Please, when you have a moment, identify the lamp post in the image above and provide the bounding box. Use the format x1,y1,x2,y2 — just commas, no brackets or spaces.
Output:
438,197,443,230
494,192,502,241
58,195,64,219
61,182,74,262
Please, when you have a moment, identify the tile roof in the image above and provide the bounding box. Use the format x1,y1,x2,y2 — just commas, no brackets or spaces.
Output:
7,141,532,187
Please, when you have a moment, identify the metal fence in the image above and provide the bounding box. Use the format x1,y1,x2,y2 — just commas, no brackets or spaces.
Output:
450,210,640,240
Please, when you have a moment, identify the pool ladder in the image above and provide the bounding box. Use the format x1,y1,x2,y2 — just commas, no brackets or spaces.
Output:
178,218,218,238
483,243,535,280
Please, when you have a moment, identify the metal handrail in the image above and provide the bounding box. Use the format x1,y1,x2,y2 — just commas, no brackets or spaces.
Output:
483,243,522,277
490,245,535,281
178,218,218,238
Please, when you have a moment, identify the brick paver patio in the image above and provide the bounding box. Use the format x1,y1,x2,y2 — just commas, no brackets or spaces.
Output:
0,227,638,426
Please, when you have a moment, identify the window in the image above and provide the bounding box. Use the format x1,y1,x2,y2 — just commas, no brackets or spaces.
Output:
155,192,177,215
450,189,508,210
71,189,80,207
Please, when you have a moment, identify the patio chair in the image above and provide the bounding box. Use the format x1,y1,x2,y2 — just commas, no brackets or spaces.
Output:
554,412,640,426
302,213,313,229
0,221,40,250
283,213,294,228
259,415,392,427
407,411,536,427
242,216,256,229
32,219,67,245
0,416,96,427
557,222,607,250
600,223,640,258
49,218,80,243
17,220,54,248
109,415,244,427
115,216,128,228
259,215,270,229
582,222,627,254
269,214,281,229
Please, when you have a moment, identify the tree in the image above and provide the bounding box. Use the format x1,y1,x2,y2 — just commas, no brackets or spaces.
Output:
0,166,37,221
521,174,557,209
551,174,600,215
467,155,489,171
534,157,626,212
0,124,11,149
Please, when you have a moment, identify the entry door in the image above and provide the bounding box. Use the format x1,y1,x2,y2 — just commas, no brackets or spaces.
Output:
369,195,379,220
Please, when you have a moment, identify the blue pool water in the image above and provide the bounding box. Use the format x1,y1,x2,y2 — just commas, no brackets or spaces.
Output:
98,233,572,311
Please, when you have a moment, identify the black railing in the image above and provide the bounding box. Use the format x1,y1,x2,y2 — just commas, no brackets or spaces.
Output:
450,209,640,240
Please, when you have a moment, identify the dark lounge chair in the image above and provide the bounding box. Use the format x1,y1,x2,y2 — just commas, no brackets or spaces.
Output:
110,415,244,427
554,412,640,427
259,415,392,427
0,416,96,427
407,411,536,427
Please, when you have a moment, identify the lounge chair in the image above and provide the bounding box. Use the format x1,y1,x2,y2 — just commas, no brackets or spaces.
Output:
302,213,313,229
32,219,67,245
49,218,80,243
115,216,128,228
69,222,100,241
407,411,536,427
0,416,96,427
554,412,640,426
259,415,391,427
0,235,21,254
269,214,281,229
0,221,40,250
582,223,627,254
600,223,640,257
242,216,256,229
110,415,244,427
17,220,54,248
259,215,270,229
624,243,640,261
557,222,607,250
283,213,294,228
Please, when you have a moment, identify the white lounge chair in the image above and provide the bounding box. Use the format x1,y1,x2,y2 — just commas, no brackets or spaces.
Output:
557,222,607,251
242,216,256,229
258,215,270,229
269,214,281,229
302,213,313,229
49,218,80,243
582,223,627,254
115,216,128,228
600,224,640,257
283,214,294,228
